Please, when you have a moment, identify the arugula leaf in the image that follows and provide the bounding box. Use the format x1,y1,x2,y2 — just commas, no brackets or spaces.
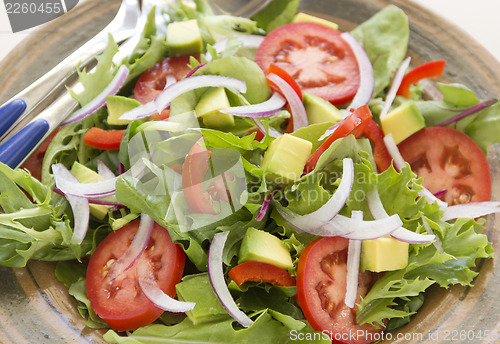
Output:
466,101,500,152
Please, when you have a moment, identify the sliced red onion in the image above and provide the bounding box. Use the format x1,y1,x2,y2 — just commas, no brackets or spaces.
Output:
208,231,253,328
345,211,362,309
318,115,348,141
155,75,247,117
367,189,435,244
382,133,405,171
97,160,116,179
436,98,497,127
256,187,280,221
267,73,308,131
433,189,447,198
418,187,448,211
441,201,500,221
276,158,354,231
88,199,123,207
341,33,374,111
137,258,196,312
252,118,282,138
379,57,411,121
119,102,158,121
221,92,286,117
108,213,154,280
62,65,130,125
318,213,402,239
185,63,207,78
51,164,89,244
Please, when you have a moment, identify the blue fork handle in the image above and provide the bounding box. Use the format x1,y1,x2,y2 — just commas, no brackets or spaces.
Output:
0,99,27,137
0,118,50,168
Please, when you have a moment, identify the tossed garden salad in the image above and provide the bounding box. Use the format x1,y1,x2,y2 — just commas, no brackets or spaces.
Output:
1,0,499,343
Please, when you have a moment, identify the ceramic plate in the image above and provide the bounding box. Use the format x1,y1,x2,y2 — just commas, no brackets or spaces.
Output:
0,0,499,343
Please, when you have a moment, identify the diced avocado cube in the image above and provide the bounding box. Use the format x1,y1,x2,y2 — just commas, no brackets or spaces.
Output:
303,92,343,125
195,87,235,129
106,95,141,126
381,101,425,144
292,12,339,30
70,162,110,220
360,236,409,272
238,228,293,270
175,273,229,325
261,134,312,184
167,19,203,56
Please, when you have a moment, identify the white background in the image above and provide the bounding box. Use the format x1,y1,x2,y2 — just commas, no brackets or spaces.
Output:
0,0,499,63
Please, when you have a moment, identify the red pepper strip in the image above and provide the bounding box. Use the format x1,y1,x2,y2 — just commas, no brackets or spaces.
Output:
362,119,392,172
266,64,302,133
397,60,446,98
149,108,170,121
303,105,372,174
228,261,296,287
83,127,126,150
248,128,265,141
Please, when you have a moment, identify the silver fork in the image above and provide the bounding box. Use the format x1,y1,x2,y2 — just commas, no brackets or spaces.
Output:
0,0,141,143
0,0,174,169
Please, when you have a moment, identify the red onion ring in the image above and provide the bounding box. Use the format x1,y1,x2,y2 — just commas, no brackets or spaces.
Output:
345,211,362,309
62,65,130,125
379,57,411,121
441,201,500,221
221,92,286,117
208,231,254,328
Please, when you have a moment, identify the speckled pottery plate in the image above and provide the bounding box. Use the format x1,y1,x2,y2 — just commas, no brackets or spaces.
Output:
0,0,499,343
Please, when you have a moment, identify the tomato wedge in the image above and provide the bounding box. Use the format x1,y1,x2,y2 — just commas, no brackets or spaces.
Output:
86,220,185,331
83,127,125,150
297,237,382,344
303,105,372,173
255,22,360,105
228,261,296,287
398,127,491,204
361,120,392,172
396,60,446,98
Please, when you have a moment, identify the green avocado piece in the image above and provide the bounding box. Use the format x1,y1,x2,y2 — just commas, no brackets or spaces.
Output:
303,92,344,125
70,162,110,220
360,236,409,272
261,134,312,184
203,15,264,42
195,87,234,129
238,228,293,270
106,95,141,126
381,101,425,144
167,19,203,56
175,273,229,325
193,56,271,104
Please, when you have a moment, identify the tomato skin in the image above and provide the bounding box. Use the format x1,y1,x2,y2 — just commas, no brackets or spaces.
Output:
303,105,372,173
134,56,197,104
86,221,185,331
82,127,125,150
228,261,296,287
255,22,359,106
398,127,491,204
397,60,446,98
362,119,392,172
296,237,382,344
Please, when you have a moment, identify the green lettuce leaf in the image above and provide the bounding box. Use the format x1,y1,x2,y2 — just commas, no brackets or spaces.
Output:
251,0,300,32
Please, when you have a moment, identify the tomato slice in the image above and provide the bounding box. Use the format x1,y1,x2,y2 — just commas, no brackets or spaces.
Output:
398,127,491,204
267,63,303,100
182,139,230,215
228,261,296,287
303,105,372,173
255,22,360,106
86,220,185,331
362,119,392,172
82,127,125,150
134,55,197,104
396,60,446,98
21,128,59,180
297,237,382,344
